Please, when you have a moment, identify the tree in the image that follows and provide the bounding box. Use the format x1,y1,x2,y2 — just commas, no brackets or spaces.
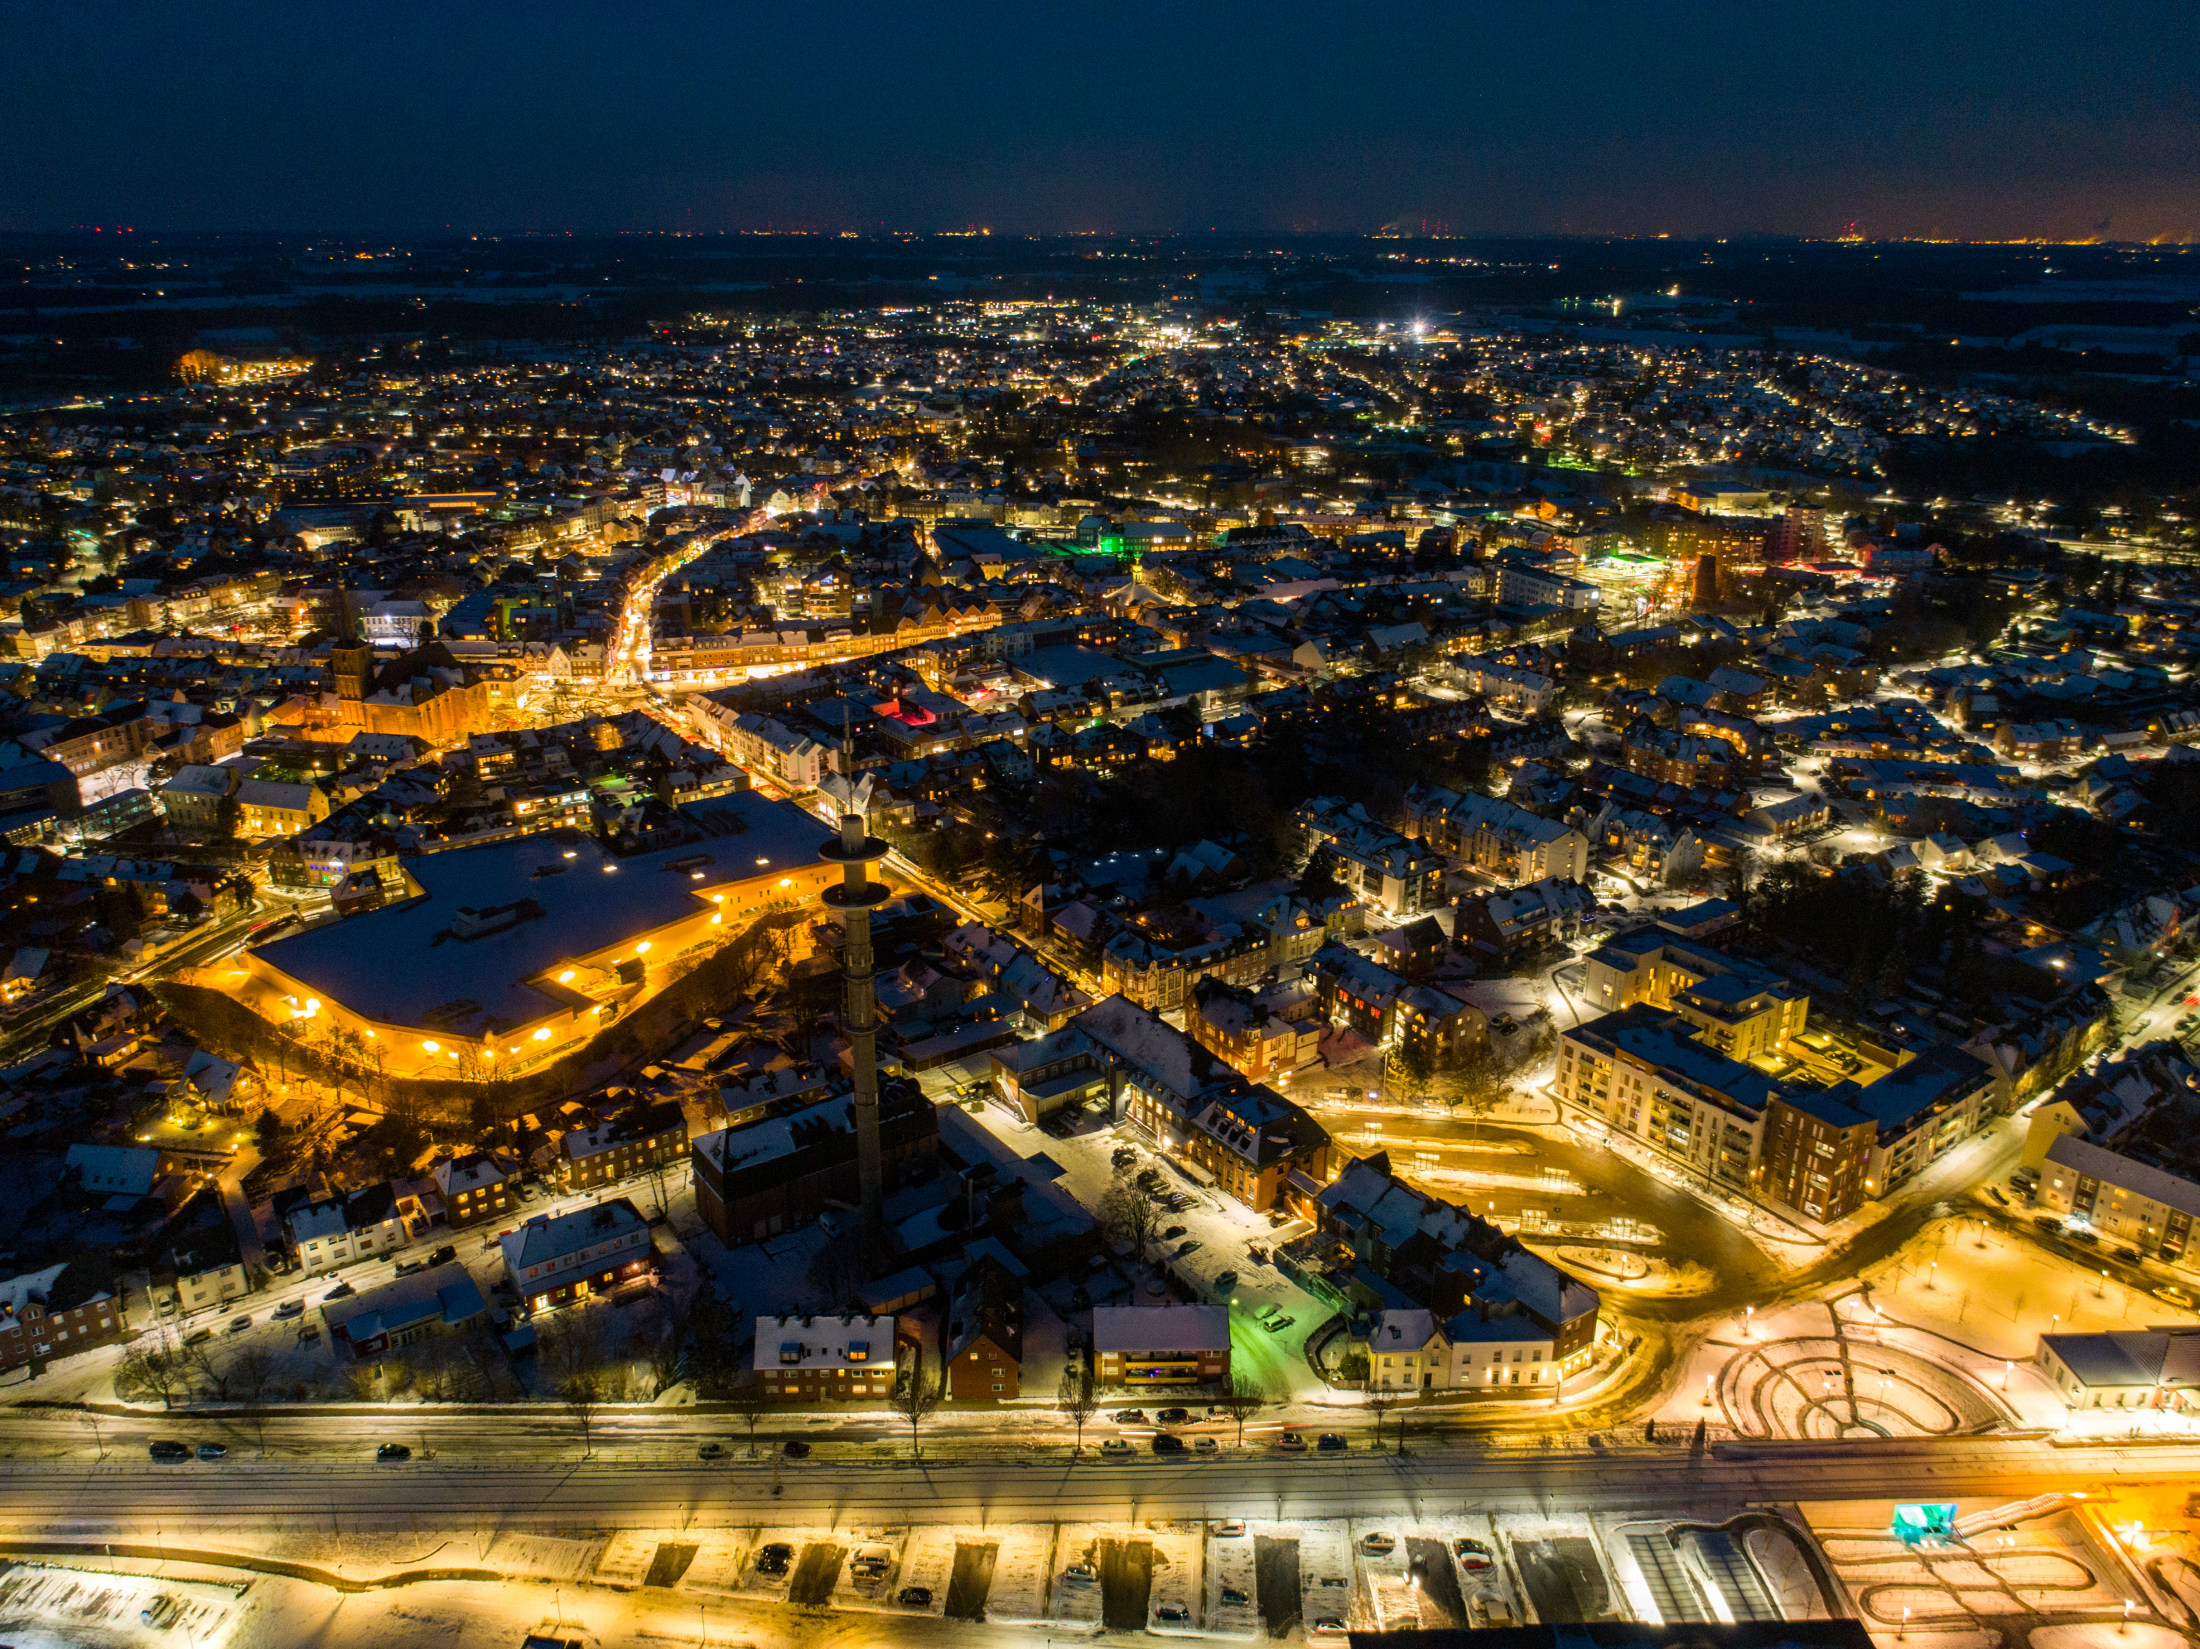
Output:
1215,1368,1272,1448
561,1372,601,1457
890,1348,943,1459
1057,1362,1099,1454
1449,1038,1506,1139
114,1336,190,1415
177,1337,234,1402
1389,1038,1437,1106
724,1373,771,1456
1366,1389,1394,1448
254,1106,283,1144
228,1344,278,1403
1098,1179,1162,1257
685,1282,744,1401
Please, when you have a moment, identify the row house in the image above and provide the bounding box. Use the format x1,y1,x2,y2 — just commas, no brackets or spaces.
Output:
0,1260,129,1375
560,1099,689,1191
1399,787,1590,886
1305,941,1484,1057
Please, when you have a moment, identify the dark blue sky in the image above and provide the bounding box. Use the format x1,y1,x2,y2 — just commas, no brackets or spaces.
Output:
6,0,2196,240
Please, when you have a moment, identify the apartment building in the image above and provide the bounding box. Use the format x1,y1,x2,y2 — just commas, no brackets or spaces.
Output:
1556,1005,1775,1193
1091,1304,1230,1387
0,1261,129,1375
2037,1135,2200,1271
560,1099,688,1191
753,1312,903,1403
499,1199,656,1312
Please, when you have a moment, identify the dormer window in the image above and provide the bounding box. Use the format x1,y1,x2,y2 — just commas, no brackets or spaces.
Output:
847,1341,869,1362
779,1342,802,1364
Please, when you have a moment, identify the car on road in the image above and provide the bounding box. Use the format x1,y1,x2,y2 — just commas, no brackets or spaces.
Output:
226,1314,251,1333
897,1586,932,1607
1194,1436,1219,1454
1113,1408,1148,1423
1100,1438,1134,1456
272,1298,303,1320
196,1443,228,1461
2032,1214,2062,1233
376,1443,411,1461
1155,1407,1190,1424
394,1259,425,1278
426,1245,456,1267
1153,1433,1187,1454
1360,1532,1395,1554
1175,1239,1201,1256
755,1543,793,1577
781,1440,810,1459
2115,1246,2143,1265
1275,1431,1306,1452
149,1441,189,1462
1063,1563,1098,1584
1161,1225,1186,1241
183,1327,213,1346
1264,1314,1295,1334
1318,1433,1349,1452
1454,1537,1494,1570
2070,1227,2101,1246
2156,1284,2197,1309
323,1281,355,1301
697,1442,725,1460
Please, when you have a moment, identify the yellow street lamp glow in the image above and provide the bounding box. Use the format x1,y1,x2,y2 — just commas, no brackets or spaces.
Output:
635,941,651,954
480,1048,494,1062
778,877,791,888
532,1027,552,1042
558,969,576,983
422,1040,439,1053
710,914,721,925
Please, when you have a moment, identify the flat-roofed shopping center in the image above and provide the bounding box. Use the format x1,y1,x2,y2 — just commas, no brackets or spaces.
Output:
216,792,833,1080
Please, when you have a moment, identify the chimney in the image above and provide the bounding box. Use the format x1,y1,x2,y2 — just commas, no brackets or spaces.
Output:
820,715,893,1229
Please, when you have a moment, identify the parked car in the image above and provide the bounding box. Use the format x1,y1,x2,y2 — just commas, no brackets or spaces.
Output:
323,1281,355,1301
2114,1246,2143,1265
1275,1431,1306,1452
1112,1148,1137,1168
1360,1532,1395,1554
183,1327,213,1346
1153,1433,1187,1454
898,1586,933,1607
697,1442,725,1460
1113,1408,1148,1423
1063,1563,1098,1584
1222,1586,1250,1605
1194,1436,1219,1454
1100,1438,1134,1457
1157,1604,1191,1623
376,1443,411,1461
2070,1227,2101,1247
226,1314,251,1334
1475,1596,1516,1628
782,1439,810,1458
1161,1225,1187,1241
2155,1284,2197,1309
755,1543,794,1577
1155,1407,1190,1424
1175,1239,1202,1256
1215,1521,1246,1538
1454,1537,1494,1570
394,1259,425,1278
1312,1617,1349,1635
850,1546,892,1578
1212,1271,1238,1293
149,1441,189,1462
426,1244,457,1267
1265,1314,1296,1334
272,1299,303,1320
1318,1433,1349,1452
196,1443,228,1461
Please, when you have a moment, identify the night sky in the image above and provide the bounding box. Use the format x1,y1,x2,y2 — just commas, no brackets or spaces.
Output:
6,0,2196,241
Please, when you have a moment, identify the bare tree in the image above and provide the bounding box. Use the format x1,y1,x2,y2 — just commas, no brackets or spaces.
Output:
724,1373,771,1456
1366,1390,1394,1450
1098,1179,1162,1257
1057,1361,1098,1454
116,1337,190,1409
228,1344,278,1403
1215,1368,1273,1448
889,1348,942,1459
645,1324,686,1400
561,1372,601,1458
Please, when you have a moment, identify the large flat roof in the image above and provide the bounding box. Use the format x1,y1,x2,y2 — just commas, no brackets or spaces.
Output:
253,791,829,1032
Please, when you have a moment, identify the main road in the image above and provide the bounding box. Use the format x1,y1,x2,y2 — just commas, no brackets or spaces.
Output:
0,1436,2187,1535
